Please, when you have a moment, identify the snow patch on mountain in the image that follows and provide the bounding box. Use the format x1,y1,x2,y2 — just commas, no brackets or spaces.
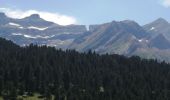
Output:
138,39,149,43
12,33,22,36
9,22,21,27
19,27,24,29
150,27,155,30
138,39,143,42
8,23,24,29
24,35,55,39
28,26,48,30
12,33,55,39
23,35,37,39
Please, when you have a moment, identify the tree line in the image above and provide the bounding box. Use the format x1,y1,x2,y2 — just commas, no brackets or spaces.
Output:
0,37,170,100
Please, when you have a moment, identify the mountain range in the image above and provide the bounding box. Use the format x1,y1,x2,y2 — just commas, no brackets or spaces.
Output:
0,12,87,48
0,12,170,62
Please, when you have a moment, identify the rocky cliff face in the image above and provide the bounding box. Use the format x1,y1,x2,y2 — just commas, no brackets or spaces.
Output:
70,20,149,53
0,13,87,48
70,19,170,62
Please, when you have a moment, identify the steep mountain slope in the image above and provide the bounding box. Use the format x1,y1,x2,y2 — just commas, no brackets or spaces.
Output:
70,20,149,54
69,19,170,62
149,34,170,49
132,48,170,62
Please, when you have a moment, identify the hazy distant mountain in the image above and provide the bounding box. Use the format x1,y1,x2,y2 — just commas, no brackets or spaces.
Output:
0,12,87,48
1,12,170,62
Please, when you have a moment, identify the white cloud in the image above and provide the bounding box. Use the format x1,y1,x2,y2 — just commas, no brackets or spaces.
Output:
0,8,77,25
162,0,170,7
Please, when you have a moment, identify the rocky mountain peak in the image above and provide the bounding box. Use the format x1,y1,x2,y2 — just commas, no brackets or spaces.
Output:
154,18,169,24
23,14,42,21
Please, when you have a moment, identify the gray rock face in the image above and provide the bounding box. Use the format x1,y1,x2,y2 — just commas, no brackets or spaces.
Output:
149,34,170,50
70,19,170,62
143,18,170,40
70,20,148,53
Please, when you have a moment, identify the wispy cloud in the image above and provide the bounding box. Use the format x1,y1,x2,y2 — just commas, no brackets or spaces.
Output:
0,8,77,25
162,0,170,7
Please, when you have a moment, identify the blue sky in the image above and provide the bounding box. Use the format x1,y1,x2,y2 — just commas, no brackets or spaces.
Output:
0,0,170,25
